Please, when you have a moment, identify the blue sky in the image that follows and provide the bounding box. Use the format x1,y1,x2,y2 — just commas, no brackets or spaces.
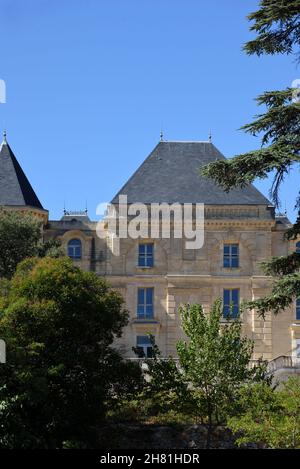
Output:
0,0,298,220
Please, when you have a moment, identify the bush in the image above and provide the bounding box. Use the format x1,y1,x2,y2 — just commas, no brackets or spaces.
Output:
0,257,129,448
228,377,300,449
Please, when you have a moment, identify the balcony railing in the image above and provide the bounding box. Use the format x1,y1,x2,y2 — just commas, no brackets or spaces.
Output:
126,355,298,374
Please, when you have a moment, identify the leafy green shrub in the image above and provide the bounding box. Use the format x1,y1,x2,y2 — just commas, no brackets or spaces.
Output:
228,377,300,449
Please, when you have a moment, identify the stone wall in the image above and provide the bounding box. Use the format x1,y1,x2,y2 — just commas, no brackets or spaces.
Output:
45,206,298,362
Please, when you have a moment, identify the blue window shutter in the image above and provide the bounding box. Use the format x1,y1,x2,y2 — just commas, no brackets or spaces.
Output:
223,289,230,305
146,288,153,304
224,245,230,255
231,245,238,255
146,305,153,318
223,305,230,318
223,289,239,318
231,289,239,304
296,298,300,320
146,244,153,255
138,288,145,304
223,289,230,317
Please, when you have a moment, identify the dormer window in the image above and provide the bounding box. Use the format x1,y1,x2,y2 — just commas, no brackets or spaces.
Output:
68,239,82,260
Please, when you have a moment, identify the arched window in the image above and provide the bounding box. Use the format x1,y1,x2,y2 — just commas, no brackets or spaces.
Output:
68,239,82,259
296,241,300,254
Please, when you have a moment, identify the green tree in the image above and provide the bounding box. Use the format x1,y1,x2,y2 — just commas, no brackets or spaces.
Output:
201,1,300,316
0,209,62,279
228,377,300,449
131,336,189,420
0,257,129,448
176,300,269,448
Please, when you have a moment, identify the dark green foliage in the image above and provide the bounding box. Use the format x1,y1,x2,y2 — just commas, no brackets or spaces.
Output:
0,209,42,279
129,336,189,420
246,273,300,316
106,349,144,404
36,238,63,258
244,0,300,58
201,90,300,208
0,209,63,279
137,337,186,398
0,257,129,448
260,252,300,275
201,2,300,316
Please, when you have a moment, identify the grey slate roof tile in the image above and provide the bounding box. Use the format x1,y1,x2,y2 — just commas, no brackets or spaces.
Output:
0,141,43,209
111,141,271,205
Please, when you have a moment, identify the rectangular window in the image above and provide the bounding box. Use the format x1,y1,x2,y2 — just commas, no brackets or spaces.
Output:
138,243,154,267
136,335,154,358
137,287,154,319
296,298,300,320
223,289,239,318
223,244,239,268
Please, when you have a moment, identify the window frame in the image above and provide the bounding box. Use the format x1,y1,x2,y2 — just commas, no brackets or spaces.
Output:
67,238,82,260
223,244,239,269
223,288,240,319
138,243,154,268
137,287,154,319
136,335,154,358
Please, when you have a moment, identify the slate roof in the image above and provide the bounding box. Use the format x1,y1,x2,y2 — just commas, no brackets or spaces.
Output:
111,141,271,205
0,138,44,209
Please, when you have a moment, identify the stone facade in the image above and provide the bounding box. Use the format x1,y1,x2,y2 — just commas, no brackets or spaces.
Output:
1,134,299,363
44,205,299,362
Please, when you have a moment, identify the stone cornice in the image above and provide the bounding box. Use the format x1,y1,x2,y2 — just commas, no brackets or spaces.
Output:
204,220,275,228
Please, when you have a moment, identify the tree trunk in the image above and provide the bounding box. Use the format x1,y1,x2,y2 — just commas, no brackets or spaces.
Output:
206,412,213,449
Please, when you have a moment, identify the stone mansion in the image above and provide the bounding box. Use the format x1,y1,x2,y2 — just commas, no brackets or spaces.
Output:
1,132,300,363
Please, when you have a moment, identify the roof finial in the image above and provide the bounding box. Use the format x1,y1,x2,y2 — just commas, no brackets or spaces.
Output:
160,129,164,142
208,130,212,143
3,129,7,144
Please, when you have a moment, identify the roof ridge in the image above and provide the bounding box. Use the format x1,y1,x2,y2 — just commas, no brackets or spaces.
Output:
160,140,212,143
